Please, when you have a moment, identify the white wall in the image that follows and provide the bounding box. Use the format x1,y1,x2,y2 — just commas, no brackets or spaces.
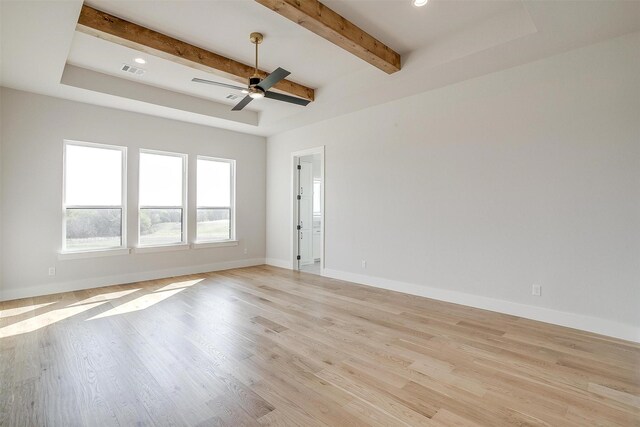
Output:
0,87,4,294
266,33,640,341
0,88,266,300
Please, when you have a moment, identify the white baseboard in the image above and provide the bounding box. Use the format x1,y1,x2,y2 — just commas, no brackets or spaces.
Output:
321,268,640,343
0,258,266,302
265,258,292,269
6,259,636,343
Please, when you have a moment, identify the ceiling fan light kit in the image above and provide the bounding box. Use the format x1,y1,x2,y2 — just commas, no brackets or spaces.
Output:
192,32,310,111
249,87,265,99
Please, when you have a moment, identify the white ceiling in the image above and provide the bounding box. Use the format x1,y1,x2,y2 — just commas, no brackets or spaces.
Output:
323,0,517,54
2,0,640,137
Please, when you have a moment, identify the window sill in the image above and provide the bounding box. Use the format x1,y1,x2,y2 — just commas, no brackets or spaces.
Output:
58,248,131,260
134,244,190,254
191,240,238,249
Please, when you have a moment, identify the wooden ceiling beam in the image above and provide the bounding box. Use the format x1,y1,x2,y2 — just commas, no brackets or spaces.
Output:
76,4,315,101
255,0,401,74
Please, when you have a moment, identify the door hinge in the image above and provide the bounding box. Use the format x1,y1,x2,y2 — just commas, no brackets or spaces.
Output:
296,255,301,260
297,164,301,170
296,225,301,230
296,195,301,200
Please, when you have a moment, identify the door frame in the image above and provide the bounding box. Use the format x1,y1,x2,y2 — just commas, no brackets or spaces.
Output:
291,146,325,273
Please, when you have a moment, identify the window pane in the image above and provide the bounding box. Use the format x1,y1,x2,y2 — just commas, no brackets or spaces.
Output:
140,208,183,246
197,159,231,207
66,144,122,206
140,152,183,206
197,208,230,241
65,208,121,250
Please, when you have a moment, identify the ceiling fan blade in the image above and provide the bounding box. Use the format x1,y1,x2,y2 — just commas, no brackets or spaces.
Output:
192,78,246,92
232,95,254,111
264,91,311,107
257,67,290,91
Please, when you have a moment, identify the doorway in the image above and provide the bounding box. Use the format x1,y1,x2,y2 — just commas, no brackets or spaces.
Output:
292,147,324,275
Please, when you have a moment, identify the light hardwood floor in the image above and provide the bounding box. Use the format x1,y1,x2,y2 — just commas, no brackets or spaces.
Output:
1,265,639,426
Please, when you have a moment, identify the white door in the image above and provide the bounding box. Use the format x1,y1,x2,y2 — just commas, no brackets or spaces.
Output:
298,161,314,265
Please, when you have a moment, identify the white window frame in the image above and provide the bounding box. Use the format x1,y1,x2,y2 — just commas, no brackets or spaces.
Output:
195,156,236,243
138,149,188,248
61,139,128,254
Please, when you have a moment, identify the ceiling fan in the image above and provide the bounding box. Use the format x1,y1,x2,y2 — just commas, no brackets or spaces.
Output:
192,32,310,111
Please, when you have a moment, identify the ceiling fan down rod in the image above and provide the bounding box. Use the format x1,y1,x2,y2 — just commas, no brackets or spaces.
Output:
250,32,263,78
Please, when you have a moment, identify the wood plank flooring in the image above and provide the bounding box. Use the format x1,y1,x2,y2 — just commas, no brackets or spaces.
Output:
1,265,639,426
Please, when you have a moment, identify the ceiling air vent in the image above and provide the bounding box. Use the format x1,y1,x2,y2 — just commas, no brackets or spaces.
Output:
226,94,239,100
120,64,146,76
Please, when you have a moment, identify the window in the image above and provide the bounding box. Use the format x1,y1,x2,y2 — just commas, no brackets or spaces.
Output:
63,141,126,252
139,150,187,246
196,157,235,242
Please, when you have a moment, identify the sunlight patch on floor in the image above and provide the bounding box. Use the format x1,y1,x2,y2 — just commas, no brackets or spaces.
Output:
156,278,204,291
0,278,205,334
0,301,109,338
68,288,140,306
88,288,184,320
0,302,56,318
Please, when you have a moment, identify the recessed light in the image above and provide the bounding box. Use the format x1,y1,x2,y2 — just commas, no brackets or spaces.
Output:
134,57,147,64
413,0,428,6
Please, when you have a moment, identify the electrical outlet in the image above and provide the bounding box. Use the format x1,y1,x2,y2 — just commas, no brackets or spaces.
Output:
361,260,367,269
48,267,56,276
532,284,541,296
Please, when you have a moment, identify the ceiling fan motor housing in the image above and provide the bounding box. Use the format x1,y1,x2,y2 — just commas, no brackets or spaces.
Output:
249,76,262,87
